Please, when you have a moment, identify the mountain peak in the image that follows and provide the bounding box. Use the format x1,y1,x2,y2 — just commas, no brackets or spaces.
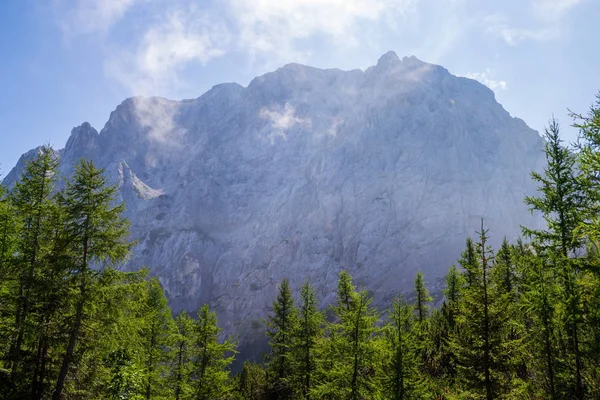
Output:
377,51,401,68
401,55,425,68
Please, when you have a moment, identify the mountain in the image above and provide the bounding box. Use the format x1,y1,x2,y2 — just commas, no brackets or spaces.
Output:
3,51,545,353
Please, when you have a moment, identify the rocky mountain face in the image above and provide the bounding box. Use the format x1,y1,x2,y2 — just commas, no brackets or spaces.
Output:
4,52,545,352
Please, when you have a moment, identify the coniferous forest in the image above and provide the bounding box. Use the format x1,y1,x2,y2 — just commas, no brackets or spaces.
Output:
1,97,600,400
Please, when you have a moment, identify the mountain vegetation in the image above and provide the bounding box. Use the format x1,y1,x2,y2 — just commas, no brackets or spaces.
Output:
1,95,599,399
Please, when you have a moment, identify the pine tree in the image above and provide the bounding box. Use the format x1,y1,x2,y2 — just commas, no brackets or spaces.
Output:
265,278,298,399
413,271,432,323
452,221,520,399
316,272,383,400
0,184,19,368
519,245,559,398
192,304,236,400
572,92,600,245
493,238,516,296
53,159,132,400
291,280,324,400
238,361,267,400
425,265,465,383
522,118,587,398
444,265,464,330
458,237,478,287
171,311,194,400
336,270,356,312
7,146,59,389
383,294,424,400
140,278,174,399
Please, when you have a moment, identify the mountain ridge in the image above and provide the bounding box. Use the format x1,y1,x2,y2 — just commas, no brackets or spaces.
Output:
3,52,545,352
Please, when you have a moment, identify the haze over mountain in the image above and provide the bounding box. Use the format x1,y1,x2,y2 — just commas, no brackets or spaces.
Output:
3,51,545,348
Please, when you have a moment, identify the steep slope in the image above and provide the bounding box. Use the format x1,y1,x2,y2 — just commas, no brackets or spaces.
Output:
3,52,545,348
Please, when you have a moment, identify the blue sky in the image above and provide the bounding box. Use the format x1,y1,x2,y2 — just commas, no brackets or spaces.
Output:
1,0,599,172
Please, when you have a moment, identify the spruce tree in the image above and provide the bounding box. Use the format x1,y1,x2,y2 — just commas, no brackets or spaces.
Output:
458,237,478,287
522,118,587,398
316,272,383,400
140,278,174,399
171,311,194,400
493,238,516,296
520,245,559,398
291,280,324,399
413,271,432,323
7,146,59,388
384,294,423,400
53,159,131,400
265,278,298,399
238,361,267,400
444,265,464,330
452,221,520,399
572,92,600,245
192,304,236,400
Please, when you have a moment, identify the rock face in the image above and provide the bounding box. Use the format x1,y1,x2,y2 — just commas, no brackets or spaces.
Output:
4,52,545,350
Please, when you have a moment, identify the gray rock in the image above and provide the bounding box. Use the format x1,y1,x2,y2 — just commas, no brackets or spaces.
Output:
3,52,545,349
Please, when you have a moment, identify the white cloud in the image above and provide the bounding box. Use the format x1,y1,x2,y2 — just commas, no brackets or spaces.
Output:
484,13,555,45
464,69,507,91
105,6,229,96
56,0,143,36
260,103,310,142
227,0,418,62
484,0,584,46
532,0,584,21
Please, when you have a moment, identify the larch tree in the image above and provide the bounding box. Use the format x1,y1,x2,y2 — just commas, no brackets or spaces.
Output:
53,159,131,400
522,118,587,398
291,280,324,400
192,304,236,400
265,278,298,400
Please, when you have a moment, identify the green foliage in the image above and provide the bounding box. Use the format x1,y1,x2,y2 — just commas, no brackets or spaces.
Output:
290,280,324,399
0,152,238,399
314,271,384,400
237,361,267,400
266,278,298,399
413,271,432,323
383,295,425,399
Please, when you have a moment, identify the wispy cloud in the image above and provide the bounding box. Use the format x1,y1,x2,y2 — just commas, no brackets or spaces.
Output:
532,0,585,21
484,13,555,45
484,0,584,45
464,69,507,91
105,6,229,96
55,0,144,37
227,0,418,62
260,103,310,143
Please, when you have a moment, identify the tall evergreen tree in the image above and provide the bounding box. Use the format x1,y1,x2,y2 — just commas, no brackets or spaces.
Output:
413,271,432,323
519,245,559,398
265,278,298,400
458,237,478,287
383,294,423,400
171,311,194,400
192,304,236,400
523,118,587,398
238,361,267,400
140,278,174,399
7,146,59,387
291,280,324,400
53,159,131,400
493,238,516,296
316,272,383,400
452,221,521,399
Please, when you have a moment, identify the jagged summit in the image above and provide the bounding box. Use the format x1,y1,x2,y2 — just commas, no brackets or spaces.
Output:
377,50,401,67
4,56,545,356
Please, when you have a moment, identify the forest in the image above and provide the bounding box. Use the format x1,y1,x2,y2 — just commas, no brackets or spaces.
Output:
0,96,599,400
